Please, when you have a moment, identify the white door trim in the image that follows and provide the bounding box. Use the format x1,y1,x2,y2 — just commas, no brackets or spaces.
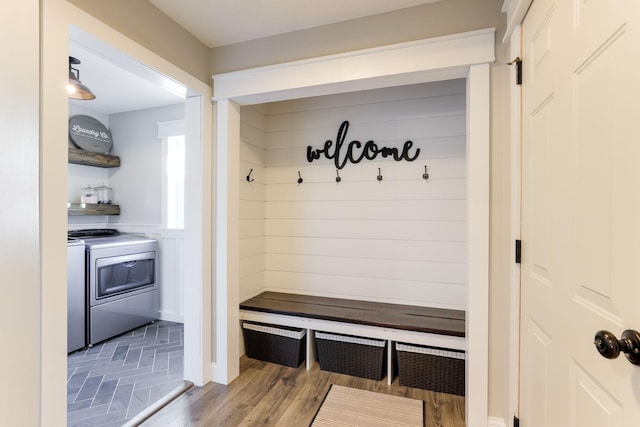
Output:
502,1,533,423
41,9,214,418
502,0,534,42
506,24,523,423
212,28,494,427
66,21,213,386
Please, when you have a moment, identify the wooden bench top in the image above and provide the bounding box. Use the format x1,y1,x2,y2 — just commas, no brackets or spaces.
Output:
240,292,465,338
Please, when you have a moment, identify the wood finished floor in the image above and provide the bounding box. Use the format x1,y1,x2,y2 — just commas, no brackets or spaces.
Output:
142,356,465,427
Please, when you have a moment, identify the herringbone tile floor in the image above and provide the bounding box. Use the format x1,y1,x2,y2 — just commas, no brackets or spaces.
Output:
67,320,184,427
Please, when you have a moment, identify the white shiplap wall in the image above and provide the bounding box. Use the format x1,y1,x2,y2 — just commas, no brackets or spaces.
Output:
239,105,267,301
239,79,467,310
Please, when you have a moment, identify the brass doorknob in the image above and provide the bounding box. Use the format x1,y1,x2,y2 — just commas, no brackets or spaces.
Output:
594,329,640,365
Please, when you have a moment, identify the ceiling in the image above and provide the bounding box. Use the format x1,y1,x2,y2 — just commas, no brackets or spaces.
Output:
70,0,445,115
149,0,444,48
69,42,186,115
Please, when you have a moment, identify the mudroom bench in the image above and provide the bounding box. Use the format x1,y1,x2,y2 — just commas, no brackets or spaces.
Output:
239,291,465,386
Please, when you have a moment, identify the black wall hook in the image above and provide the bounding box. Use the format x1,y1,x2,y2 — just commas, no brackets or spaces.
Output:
422,165,429,180
246,169,254,182
335,169,341,183
297,171,303,184
377,168,383,181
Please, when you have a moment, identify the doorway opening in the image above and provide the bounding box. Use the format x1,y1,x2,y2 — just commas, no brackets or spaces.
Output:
65,25,207,425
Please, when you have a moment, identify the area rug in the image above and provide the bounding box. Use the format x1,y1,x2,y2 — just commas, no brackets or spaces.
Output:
310,384,424,427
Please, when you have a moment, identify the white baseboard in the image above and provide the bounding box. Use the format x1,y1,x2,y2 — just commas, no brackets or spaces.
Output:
488,417,507,427
209,362,234,385
159,311,184,323
210,362,218,383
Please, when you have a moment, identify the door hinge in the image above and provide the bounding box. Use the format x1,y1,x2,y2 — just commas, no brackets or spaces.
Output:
515,239,522,264
508,57,522,85
514,416,520,427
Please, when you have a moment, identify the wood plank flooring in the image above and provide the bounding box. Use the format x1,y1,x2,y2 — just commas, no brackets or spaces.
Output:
142,356,465,427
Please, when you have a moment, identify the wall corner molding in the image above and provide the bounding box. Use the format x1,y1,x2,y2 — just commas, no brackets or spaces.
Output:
501,0,533,42
213,28,495,105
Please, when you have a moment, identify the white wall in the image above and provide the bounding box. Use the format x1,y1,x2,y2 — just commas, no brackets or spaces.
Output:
110,103,186,322
108,103,183,225
239,105,267,301
68,104,111,227
67,103,186,321
239,79,467,310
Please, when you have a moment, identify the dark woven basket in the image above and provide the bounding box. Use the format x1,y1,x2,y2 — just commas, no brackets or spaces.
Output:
316,332,386,381
242,322,306,368
396,343,465,396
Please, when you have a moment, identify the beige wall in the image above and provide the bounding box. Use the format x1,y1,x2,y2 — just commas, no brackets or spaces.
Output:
1,1,42,425
210,0,506,74
28,0,511,423
210,0,511,422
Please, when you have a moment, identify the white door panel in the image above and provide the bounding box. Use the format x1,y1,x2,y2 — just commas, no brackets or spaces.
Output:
525,320,552,426
570,362,622,427
521,0,640,425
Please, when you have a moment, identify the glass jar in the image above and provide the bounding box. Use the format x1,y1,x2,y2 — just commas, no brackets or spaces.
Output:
95,184,113,204
80,185,98,204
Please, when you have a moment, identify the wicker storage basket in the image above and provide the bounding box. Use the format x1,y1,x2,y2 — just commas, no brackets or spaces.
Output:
396,343,465,396
242,322,306,368
315,332,386,380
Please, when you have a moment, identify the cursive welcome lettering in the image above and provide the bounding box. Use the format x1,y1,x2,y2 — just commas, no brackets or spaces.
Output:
306,121,420,169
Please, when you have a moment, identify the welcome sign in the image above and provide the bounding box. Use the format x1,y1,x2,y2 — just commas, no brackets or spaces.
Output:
306,120,420,170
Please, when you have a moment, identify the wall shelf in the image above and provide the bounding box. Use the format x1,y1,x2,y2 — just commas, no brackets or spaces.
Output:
68,147,120,168
67,203,120,216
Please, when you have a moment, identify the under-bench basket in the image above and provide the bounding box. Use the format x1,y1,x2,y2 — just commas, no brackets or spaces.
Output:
242,322,306,368
315,332,387,380
396,342,465,396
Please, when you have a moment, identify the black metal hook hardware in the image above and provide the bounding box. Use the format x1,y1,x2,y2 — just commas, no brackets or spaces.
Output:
508,56,522,85
297,171,303,184
335,169,341,183
423,165,429,180
246,169,254,182
377,168,383,181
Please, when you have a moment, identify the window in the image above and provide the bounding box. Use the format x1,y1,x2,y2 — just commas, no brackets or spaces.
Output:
165,135,185,229
158,120,185,229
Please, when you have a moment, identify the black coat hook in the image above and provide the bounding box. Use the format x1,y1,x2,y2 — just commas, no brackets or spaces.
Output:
422,165,429,180
377,168,383,181
335,169,341,183
246,169,255,182
297,171,303,184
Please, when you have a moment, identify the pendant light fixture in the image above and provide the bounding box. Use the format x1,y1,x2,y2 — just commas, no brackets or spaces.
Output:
67,56,95,100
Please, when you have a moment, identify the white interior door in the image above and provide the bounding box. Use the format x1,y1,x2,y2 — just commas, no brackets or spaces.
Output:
520,0,640,425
